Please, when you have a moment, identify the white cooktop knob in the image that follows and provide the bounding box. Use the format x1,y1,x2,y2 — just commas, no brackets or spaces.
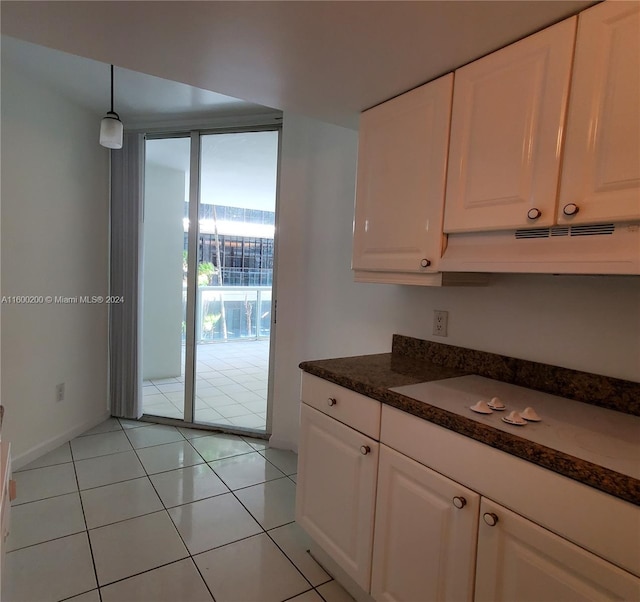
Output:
487,396,505,410
470,400,493,414
502,411,527,426
521,407,541,422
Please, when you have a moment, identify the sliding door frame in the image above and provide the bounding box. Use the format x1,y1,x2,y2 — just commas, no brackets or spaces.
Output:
143,123,281,436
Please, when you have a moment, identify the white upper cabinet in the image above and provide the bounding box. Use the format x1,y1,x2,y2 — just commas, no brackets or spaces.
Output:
352,74,453,277
444,18,577,233
558,1,640,225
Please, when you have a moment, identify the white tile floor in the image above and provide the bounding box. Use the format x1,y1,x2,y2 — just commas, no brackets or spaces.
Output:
6,418,353,602
143,339,270,433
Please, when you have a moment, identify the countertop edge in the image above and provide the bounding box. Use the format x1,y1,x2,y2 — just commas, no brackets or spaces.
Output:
299,361,640,506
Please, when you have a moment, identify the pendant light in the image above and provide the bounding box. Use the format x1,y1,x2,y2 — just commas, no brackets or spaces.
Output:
99,64,123,149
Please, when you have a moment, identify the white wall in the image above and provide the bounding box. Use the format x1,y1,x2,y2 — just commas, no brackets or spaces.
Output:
1,60,110,463
142,163,185,380
271,113,640,451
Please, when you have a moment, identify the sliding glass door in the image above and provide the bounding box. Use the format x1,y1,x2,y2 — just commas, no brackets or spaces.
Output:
141,136,190,421
194,131,277,430
141,128,279,435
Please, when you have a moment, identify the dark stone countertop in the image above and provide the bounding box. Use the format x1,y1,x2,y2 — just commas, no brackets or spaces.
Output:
299,336,640,506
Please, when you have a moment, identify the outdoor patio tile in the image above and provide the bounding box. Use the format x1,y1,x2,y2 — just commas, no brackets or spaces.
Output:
142,393,169,405
231,390,264,404
156,383,185,393
240,400,269,413
215,404,255,419
216,383,253,395
228,414,266,429
150,377,180,385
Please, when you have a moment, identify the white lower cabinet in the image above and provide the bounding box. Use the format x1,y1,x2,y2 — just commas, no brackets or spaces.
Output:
371,445,479,602
370,448,640,602
297,378,640,601
296,402,379,591
476,498,640,602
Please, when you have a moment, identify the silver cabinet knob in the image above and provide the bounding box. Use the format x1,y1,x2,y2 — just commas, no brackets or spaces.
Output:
483,512,499,527
563,203,579,216
360,445,371,455
453,496,467,509
527,208,542,220
420,258,431,268
327,397,337,407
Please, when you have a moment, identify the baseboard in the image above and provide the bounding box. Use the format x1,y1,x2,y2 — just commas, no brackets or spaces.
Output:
12,411,111,470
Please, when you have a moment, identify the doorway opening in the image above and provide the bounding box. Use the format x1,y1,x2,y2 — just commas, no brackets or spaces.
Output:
140,128,279,436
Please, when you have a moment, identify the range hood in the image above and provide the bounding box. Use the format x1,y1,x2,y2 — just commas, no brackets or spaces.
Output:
440,221,640,275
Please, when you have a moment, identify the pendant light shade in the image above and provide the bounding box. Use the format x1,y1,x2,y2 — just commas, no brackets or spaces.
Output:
100,65,123,149
100,112,123,149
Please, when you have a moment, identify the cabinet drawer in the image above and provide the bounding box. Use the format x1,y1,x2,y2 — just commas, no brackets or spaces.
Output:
301,373,381,440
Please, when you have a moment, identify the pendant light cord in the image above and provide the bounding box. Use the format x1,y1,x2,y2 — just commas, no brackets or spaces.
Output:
110,64,115,113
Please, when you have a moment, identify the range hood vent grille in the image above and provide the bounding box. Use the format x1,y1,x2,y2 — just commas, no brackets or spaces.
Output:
515,223,615,240
569,223,615,237
515,228,552,239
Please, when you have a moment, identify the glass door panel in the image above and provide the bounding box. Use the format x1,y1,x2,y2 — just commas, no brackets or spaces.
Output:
194,130,279,432
141,136,191,420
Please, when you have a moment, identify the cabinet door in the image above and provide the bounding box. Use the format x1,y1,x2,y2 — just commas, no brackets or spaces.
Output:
295,403,379,591
558,2,640,225
475,498,640,602
353,74,453,274
444,18,576,233
371,445,479,602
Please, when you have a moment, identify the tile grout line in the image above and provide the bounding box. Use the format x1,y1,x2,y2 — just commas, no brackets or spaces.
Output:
6,526,88,555
217,454,321,599
123,422,218,602
152,430,310,600
69,437,104,602
13,419,319,602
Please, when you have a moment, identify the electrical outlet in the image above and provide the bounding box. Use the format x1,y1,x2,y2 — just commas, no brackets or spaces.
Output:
56,383,65,402
433,310,448,337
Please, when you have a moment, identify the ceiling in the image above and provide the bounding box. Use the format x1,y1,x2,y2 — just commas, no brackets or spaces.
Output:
1,0,596,129
1,36,272,127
